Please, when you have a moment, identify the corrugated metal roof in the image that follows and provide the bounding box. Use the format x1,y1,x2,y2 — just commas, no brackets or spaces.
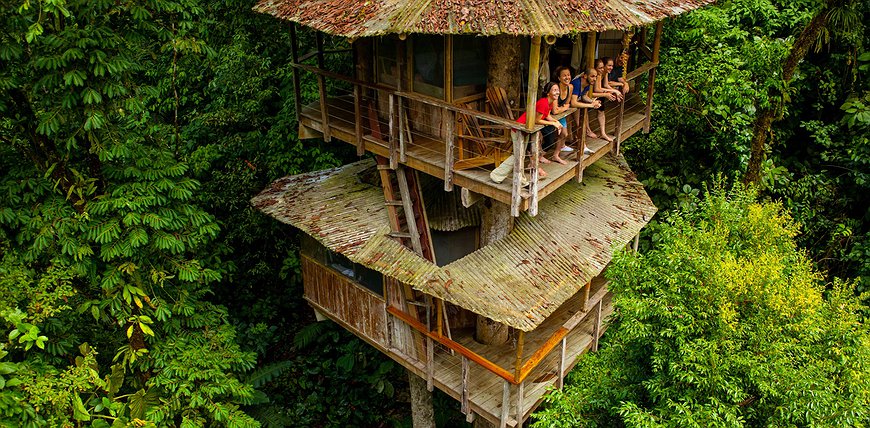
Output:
425,186,480,232
252,154,656,331
253,0,715,37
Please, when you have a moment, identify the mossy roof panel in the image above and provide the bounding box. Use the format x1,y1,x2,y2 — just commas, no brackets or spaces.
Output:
252,154,656,331
253,0,716,37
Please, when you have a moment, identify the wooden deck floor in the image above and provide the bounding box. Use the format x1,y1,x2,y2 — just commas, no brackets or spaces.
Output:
299,94,646,213
429,277,612,426
307,261,614,427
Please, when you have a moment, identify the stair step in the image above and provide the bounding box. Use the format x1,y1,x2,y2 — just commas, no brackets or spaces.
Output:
389,232,413,239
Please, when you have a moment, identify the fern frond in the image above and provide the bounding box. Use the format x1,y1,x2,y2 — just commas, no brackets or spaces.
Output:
244,360,293,389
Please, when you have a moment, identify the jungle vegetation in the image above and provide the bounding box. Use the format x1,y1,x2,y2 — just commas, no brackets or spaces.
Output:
0,0,867,426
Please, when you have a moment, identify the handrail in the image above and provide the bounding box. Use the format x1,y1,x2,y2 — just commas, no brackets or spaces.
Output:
396,91,543,134
625,61,658,81
387,306,518,384
293,62,396,93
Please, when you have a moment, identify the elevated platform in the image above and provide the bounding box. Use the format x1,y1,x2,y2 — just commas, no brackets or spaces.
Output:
298,93,647,213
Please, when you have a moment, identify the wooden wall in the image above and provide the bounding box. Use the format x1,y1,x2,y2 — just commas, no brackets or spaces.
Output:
302,256,388,346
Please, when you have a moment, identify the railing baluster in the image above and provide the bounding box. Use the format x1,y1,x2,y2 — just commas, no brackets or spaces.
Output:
510,133,525,217
558,337,566,389
399,96,407,162
593,299,603,351
444,108,455,191
614,97,625,155
500,380,510,428
529,132,540,216
461,356,469,415
354,84,364,155
315,32,331,142
388,93,398,169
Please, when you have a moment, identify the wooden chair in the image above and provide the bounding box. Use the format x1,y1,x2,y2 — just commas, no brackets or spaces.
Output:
486,87,524,121
453,103,512,171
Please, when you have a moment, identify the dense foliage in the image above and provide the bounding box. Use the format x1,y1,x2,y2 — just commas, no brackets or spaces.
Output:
626,0,868,290
533,187,870,427
0,0,866,426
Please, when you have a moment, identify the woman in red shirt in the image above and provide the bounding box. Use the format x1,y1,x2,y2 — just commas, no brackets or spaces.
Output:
490,82,564,183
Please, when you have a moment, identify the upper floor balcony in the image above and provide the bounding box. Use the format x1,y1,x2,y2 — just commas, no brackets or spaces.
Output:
287,27,664,215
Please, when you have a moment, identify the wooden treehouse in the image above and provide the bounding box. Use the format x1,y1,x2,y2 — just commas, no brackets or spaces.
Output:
252,0,714,426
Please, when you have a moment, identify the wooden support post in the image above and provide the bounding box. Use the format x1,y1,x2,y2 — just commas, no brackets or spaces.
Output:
515,331,525,380
558,337,567,389
644,22,663,134
529,132,540,216
399,97,407,162
633,233,640,253
614,97,625,155
445,36,454,102
425,296,433,392
576,109,588,182
289,24,302,126
511,35,541,217
644,68,656,134
515,382,525,427
460,356,469,414
510,133,525,217
436,299,443,336
593,299,603,351
315,32,331,142
525,36,542,126
652,21,664,64
354,84,364,155
444,109,455,191
388,94,398,168
583,281,591,308
500,380,510,428
426,335,434,391
585,32,597,69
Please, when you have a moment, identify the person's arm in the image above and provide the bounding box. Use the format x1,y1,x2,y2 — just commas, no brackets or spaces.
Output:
591,79,615,100
534,112,561,129
570,93,600,109
601,74,623,100
551,86,571,115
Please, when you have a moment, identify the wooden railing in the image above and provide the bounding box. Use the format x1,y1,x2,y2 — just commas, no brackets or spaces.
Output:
290,54,659,218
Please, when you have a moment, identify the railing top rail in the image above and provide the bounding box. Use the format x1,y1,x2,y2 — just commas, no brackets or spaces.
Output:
293,62,396,93
625,61,658,81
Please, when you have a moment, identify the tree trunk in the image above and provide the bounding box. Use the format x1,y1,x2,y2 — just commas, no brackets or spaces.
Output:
488,35,522,108
475,201,513,348
473,39,523,350
408,372,435,428
744,4,831,184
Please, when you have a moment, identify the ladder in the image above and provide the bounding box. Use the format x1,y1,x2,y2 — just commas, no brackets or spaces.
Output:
376,156,435,263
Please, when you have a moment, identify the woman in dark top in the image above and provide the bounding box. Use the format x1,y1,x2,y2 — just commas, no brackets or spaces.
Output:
551,66,574,163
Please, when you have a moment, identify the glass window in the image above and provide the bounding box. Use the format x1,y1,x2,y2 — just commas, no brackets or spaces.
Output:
376,36,398,87
412,35,445,99
453,36,487,100
301,235,384,296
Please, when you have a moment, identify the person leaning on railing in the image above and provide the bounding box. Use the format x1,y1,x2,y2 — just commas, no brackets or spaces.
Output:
603,56,630,96
489,82,564,185
569,68,603,152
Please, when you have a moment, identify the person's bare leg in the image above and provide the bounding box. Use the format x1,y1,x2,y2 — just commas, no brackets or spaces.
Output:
598,111,613,142
585,121,597,138
552,130,568,164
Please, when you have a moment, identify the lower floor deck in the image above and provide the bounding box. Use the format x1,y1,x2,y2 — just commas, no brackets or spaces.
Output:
301,255,612,427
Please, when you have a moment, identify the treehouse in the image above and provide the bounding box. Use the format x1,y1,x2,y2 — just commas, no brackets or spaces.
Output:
252,0,713,426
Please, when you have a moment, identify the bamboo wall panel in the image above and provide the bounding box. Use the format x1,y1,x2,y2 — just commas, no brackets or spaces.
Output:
302,257,387,346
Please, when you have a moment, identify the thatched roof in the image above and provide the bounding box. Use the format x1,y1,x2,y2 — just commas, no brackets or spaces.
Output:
253,0,715,37
252,154,656,331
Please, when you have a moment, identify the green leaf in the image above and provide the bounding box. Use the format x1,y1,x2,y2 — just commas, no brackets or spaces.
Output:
72,394,91,421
